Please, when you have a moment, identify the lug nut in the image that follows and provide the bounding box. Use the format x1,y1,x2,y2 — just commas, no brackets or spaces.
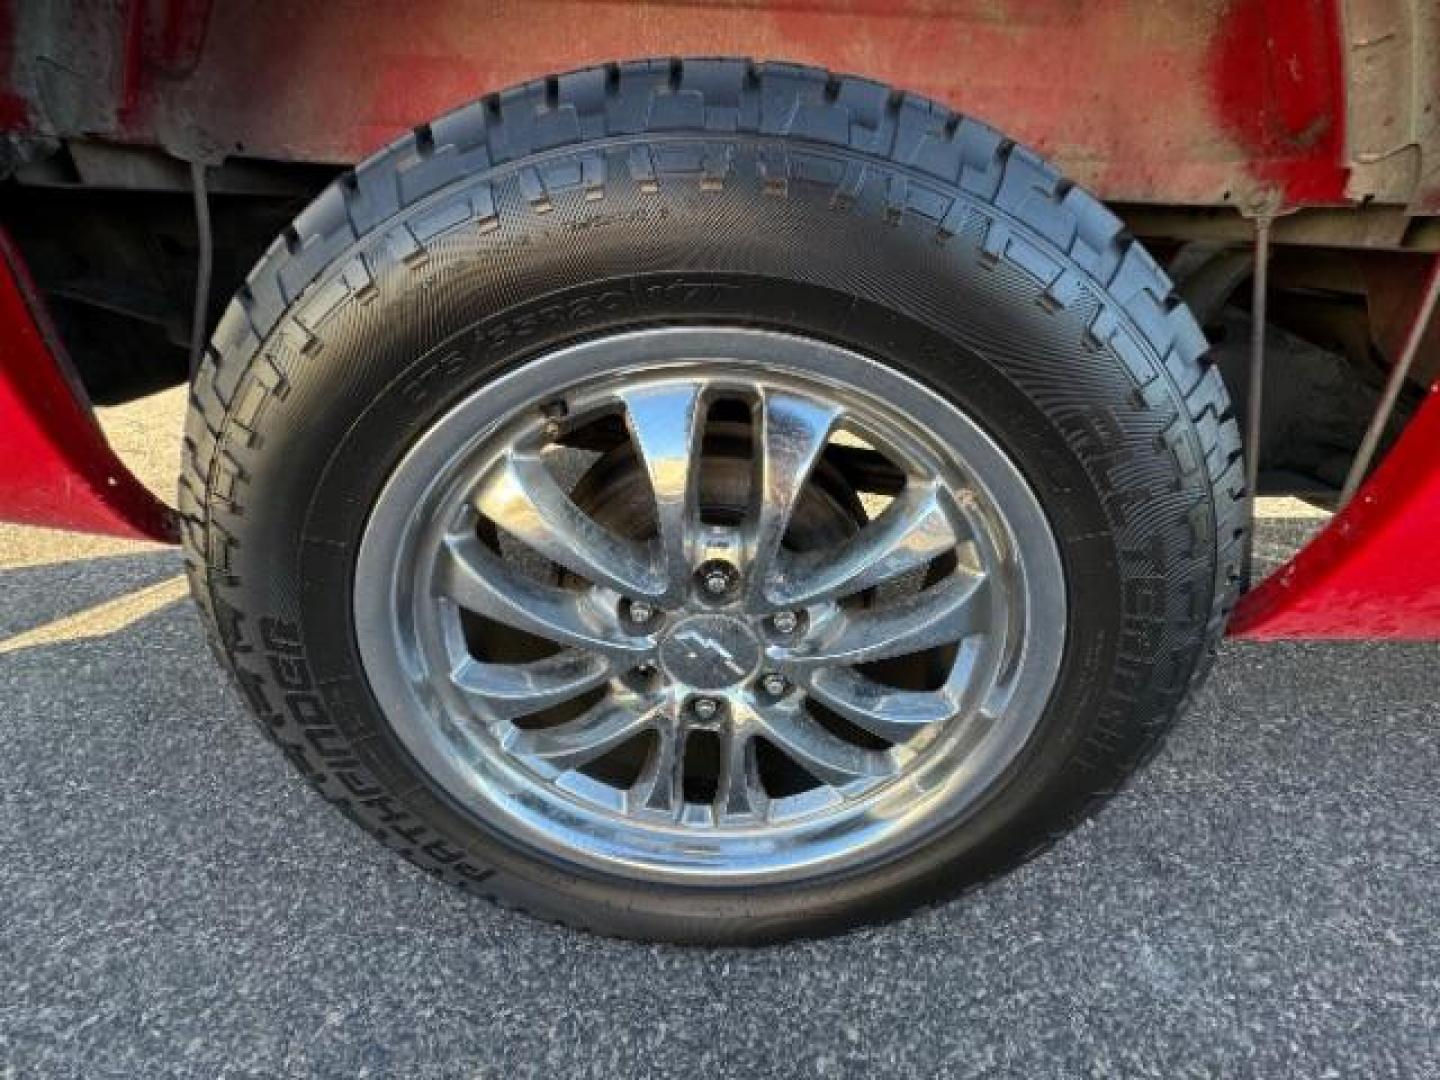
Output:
771,610,800,635
541,400,568,441
696,560,738,599
691,697,721,721
760,673,788,697
627,600,655,625
696,561,743,604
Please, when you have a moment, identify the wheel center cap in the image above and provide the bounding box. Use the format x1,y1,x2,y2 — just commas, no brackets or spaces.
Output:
658,614,762,689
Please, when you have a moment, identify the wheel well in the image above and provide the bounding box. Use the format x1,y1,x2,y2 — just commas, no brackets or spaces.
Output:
0,147,337,405
0,139,1432,502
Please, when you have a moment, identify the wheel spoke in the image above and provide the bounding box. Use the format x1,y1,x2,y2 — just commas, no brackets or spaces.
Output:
436,533,653,661
756,704,895,788
506,699,653,772
767,481,958,608
620,382,705,596
746,391,843,599
715,715,767,821
804,666,956,743
452,650,613,720
473,450,663,598
628,713,685,818
784,571,989,668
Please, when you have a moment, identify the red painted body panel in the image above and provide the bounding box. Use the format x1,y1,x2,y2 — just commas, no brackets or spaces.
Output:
1230,382,1440,638
1209,0,1347,205
0,232,176,543
0,0,1359,210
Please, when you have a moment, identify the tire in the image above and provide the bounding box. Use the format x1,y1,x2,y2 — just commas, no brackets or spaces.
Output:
180,58,1247,944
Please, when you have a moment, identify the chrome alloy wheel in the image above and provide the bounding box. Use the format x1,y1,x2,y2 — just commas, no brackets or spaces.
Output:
354,328,1065,885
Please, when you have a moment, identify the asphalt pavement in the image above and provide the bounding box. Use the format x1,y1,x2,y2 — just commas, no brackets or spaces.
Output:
0,389,1435,1078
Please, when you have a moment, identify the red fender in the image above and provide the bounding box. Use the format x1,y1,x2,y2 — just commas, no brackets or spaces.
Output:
0,230,177,543
1229,382,1440,639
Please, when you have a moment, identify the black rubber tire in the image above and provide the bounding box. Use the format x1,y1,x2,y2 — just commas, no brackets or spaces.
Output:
180,58,1247,944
